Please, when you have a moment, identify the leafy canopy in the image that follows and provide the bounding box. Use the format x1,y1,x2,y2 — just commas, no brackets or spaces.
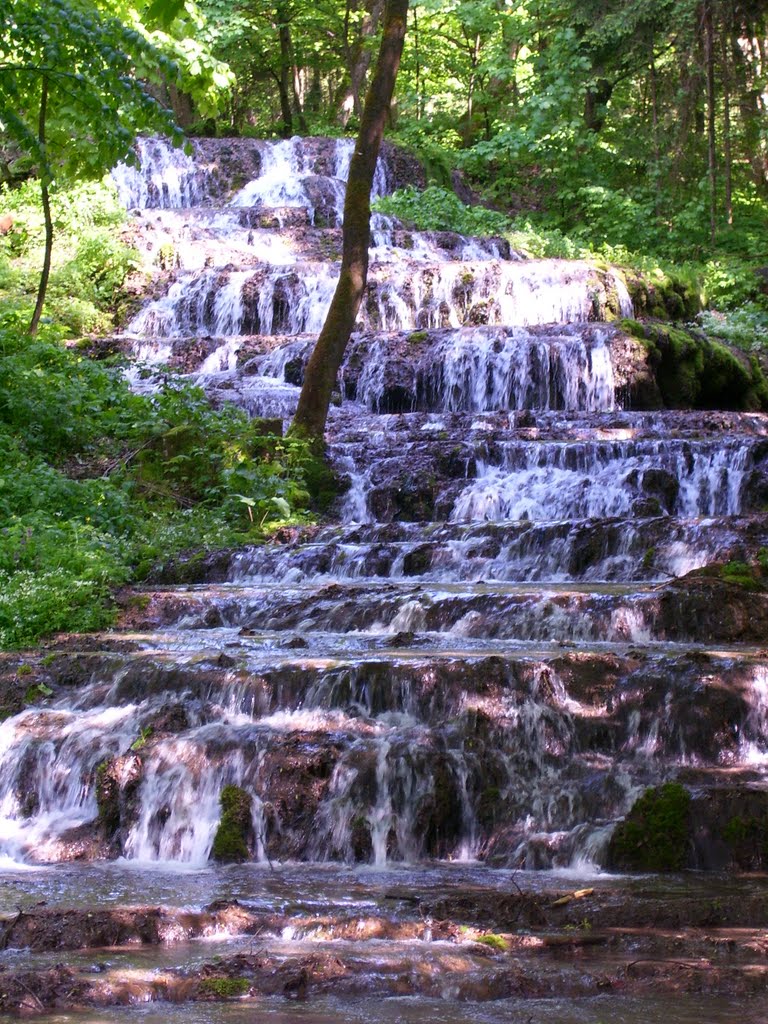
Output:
0,0,184,184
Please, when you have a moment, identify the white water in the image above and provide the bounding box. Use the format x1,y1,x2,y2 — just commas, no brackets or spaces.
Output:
0,136,762,877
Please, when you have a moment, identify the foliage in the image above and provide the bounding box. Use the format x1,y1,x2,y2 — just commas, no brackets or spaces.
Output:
698,306,768,353
0,320,314,649
0,177,139,334
210,784,252,862
374,185,510,236
0,0,183,184
608,782,692,872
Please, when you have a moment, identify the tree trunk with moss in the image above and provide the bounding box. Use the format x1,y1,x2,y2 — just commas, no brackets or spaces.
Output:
289,0,408,445
29,76,52,336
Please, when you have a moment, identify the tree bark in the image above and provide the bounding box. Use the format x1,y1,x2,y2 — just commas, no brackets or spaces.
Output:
703,0,717,244
29,76,52,336
583,77,613,132
277,4,294,137
721,7,733,226
334,0,385,124
290,0,408,444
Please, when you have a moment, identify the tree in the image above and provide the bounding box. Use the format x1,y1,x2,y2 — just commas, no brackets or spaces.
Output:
0,0,232,333
289,0,409,444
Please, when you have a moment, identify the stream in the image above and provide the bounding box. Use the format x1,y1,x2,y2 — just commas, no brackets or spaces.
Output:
1,135,767,1020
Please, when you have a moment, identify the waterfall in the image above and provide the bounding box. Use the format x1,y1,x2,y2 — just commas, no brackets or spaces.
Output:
0,136,764,877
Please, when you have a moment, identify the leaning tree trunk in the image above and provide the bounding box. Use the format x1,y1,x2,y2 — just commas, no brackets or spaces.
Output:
289,0,408,445
29,76,52,336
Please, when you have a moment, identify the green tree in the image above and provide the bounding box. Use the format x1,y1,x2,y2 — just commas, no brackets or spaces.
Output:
0,0,232,334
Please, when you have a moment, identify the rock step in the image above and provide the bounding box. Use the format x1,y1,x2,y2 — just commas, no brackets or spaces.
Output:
26,640,768,759
129,210,514,269
114,578,768,645
125,259,632,340
179,516,768,586
7,631,768,865
4,880,768,1012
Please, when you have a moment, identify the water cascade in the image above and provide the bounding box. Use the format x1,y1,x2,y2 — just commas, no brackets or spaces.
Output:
1,135,767,1019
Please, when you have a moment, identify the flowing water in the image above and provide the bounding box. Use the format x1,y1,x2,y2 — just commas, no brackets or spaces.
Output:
2,135,768,1021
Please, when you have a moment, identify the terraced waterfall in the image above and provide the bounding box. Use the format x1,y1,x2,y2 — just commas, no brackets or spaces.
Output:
1,137,768,1022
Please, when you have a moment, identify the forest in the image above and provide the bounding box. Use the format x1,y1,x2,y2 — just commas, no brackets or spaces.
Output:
1,1,768,1019
0,0,767,642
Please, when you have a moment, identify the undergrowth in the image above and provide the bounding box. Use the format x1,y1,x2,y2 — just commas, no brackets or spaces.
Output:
0,316,314,649
0,177,136,334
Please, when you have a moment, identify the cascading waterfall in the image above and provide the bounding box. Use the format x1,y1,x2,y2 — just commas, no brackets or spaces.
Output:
0,135,766,879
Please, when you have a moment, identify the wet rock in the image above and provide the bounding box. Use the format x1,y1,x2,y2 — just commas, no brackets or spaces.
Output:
607,782,692,872
654,576,768,642
210,784,254,863
689,788,768,870
413,754,464,858
95,753,144,850
641,467,679,511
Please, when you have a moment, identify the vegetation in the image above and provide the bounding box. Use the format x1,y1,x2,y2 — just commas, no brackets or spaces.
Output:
475,932,509,951
0,309,314,648
210,784,253,862
198,976,250,998
620,320,768,410
608,782,692,872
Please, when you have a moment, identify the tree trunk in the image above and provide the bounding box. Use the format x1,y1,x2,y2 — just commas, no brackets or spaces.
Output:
29,77,52,337
277,4,294,137
649,40,661,220
721,9,733,226
703,0,717,244
334,0,385,124
290,0,409,445
413,4,422,118
583,77,613,132
168,85,195,129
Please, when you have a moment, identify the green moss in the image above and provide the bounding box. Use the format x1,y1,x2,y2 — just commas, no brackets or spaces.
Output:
199,977,250,998
210,784,252,863
721,815,768,868
476,933,509,951
620,320,768,411
721,560,763,590
608,782,691,872
407,330,428,345
95,759,120,835
625,270,703,321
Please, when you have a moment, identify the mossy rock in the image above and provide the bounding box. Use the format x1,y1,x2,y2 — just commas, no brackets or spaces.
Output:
620,320,768,411
720,559,765,591
476,932,509,951
721,815,768,869
607,782,691,872
199,976,250,998
210,784,253,863
624,270,702,321
95,759,120,836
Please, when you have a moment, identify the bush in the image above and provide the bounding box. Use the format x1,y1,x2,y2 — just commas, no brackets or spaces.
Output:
0,321,315,649
374,185,511,236
608,782,692,872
